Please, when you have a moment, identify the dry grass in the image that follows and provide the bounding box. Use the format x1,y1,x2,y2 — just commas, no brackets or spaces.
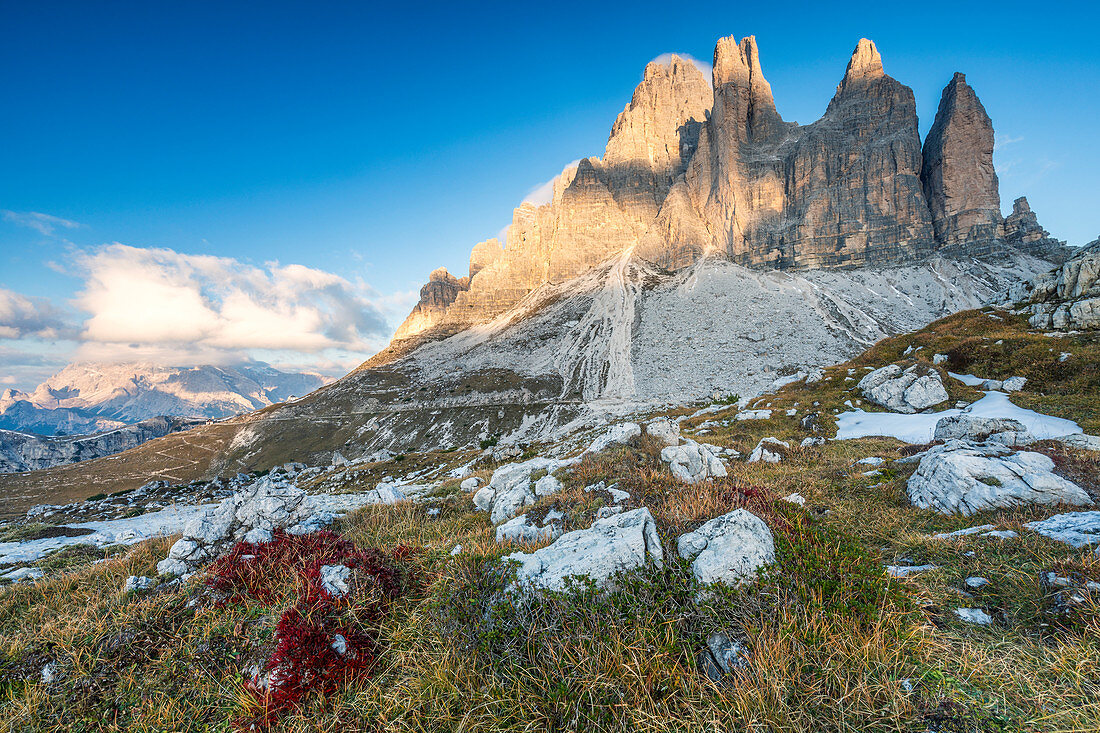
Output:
2,309,1099,730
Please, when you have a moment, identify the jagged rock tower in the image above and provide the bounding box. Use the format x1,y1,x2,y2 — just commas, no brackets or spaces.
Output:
392,35,1065,348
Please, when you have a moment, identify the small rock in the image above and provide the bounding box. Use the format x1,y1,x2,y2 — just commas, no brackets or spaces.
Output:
504,508,663,594
857,457,885,466
123,576,156,593
887,564,938,578
800,436,825,448
677,509,775,586
460,477,483,491
965,576,989,588
858,364,949,414
748,437,788,464
319,564,351,597
533,474,563,497
331,634,348,655
449,544,462,556
661,441,727,483
782,493,806,506
1024,511,1100,549
698,631,748,682
644,417,681,446
954,608,993,625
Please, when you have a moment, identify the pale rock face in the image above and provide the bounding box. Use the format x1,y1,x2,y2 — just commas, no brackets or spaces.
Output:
676,509,775,586
906,440,1092,515
392,267,471,341
1004,197,1068,255
921,73,1003,248
644,416,681,446
505,508,663,593
495,511,563,545
1028,237,1100,330
661,441,727,483
1025,511,1100,550
858,365,949,413
933,415,1034,445
156,473,327,576
393,35,1048,347
748,437,788,463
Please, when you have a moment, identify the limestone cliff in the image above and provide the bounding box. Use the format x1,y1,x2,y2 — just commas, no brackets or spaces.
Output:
920,73,1003,249
394,35,1065,346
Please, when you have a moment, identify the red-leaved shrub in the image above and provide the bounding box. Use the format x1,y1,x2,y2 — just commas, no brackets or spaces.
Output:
204,530,417,728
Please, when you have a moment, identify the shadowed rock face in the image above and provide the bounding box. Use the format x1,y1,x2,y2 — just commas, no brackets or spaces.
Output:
921,73,1003,248
395,35,1065,345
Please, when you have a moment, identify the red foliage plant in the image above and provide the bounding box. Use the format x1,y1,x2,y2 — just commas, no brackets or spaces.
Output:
204,530,417,729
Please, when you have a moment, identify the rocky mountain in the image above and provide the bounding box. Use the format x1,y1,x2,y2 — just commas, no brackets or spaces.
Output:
0,34,1074,491
0,362,324,436
392,38,1065,347
0,416,206,474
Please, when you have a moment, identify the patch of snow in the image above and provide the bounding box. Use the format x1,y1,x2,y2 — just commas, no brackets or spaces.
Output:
835,391,1081,444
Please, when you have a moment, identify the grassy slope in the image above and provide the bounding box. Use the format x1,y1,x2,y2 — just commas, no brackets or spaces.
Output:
2,308,1099,732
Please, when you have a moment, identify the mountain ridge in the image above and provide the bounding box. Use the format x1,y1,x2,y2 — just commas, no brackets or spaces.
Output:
0,362,325,435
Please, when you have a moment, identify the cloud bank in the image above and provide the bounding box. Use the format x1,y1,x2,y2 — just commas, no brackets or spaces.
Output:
73,244,392,361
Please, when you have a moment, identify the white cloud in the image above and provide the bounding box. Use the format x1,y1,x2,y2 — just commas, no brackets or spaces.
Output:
647,53,713,82
72,244,394,362
1,210,82,237
994,134,1024,151
0,288,71,340
521,159,583,207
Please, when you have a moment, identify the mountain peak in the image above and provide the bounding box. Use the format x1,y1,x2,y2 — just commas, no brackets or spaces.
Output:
839,38,885,92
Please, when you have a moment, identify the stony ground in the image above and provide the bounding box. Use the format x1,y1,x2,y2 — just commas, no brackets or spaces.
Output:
1,307,1098,732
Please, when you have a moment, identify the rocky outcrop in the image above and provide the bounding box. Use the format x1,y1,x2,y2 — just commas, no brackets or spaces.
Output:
676,509,775,586
858,365,949,413
0,416,205,474
505,507,664,593
661,441,727,483
1004,197,1068,258
1025,511,1100,550
921,73,1003,250
906,441,1091,515
392,267,470,341
156,472,335,576
933,415,1034,446
1027,237,1100,329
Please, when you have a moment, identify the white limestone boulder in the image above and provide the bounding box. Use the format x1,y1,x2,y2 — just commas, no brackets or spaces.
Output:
676,509,775,586
644,417,681,446
661,441,727,483
473,456,576,525
748,437,789,464
505,508,663,593
858,364,949,413
934,415,1034,446
584,423,641,454
157,474,325,577
906,441,1092,515
1024,511,1100,550
495,510,564,545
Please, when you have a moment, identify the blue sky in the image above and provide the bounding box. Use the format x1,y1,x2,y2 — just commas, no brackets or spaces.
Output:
2,1,1097,390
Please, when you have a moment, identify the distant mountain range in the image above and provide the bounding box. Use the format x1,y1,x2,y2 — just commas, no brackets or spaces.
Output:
0,362,325,436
